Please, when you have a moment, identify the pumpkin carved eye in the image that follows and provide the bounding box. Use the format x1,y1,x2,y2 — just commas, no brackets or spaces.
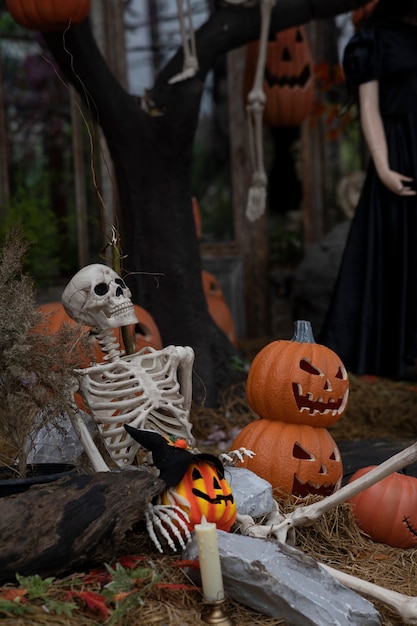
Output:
192,467,202,481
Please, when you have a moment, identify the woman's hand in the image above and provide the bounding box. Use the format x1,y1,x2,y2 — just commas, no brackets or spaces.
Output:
377,169,416,195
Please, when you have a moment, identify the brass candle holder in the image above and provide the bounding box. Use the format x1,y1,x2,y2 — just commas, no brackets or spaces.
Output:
201,598,235,625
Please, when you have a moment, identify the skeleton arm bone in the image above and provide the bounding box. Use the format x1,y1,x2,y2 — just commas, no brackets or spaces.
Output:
242,441,417,543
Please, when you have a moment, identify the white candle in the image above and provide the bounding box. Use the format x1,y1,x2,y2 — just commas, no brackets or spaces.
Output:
194,516,225,602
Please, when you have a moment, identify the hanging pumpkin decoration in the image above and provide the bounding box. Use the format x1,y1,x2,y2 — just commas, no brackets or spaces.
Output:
348,466,417,549
6,0,91,31
232,418,342,497
124,426,236,534
202,271,238,348
243,26,314,127
36,301,162,364
351,0,379,31
246,320,349,428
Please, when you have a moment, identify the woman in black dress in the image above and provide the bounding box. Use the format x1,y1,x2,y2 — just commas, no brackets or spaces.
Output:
319,0,417,379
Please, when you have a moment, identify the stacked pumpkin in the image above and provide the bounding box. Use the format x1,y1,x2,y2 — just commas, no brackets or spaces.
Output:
232,320,349,498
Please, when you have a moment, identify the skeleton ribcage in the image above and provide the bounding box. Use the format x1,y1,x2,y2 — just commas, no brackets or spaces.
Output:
76,346,195,467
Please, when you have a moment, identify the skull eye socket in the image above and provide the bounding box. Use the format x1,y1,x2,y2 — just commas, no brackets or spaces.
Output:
94,283,109,296
115,278,127,289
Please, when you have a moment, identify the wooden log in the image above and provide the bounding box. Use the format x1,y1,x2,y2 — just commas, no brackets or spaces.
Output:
0,469,164,583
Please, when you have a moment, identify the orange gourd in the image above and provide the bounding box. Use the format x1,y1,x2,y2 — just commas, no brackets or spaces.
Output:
246,320,349,428
243,26,314,127
202,271,238,347
348,466,417,549
6,0,91,30
232,418,342,497
161,459,236,532
36,301,162,364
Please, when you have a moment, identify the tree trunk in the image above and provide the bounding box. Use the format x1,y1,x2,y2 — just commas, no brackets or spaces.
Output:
0,469,164,584
42,0,368,406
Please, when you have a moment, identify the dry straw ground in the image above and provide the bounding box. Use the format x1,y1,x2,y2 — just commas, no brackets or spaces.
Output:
1,366,417,625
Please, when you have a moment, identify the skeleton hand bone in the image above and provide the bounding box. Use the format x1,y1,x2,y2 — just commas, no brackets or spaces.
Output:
220,447,256,465
145,503,192,554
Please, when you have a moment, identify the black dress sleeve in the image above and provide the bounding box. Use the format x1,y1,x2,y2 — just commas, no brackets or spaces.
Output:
342,28,382,89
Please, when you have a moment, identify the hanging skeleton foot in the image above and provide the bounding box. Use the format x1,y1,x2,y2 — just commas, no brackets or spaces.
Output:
169,0,198,84
145,502,192,554
220,447,256,465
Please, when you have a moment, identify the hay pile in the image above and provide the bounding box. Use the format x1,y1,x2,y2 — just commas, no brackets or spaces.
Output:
1,373,417,624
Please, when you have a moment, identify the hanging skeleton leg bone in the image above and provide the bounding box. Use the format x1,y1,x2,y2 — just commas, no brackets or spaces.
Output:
169,0,199,84
239,441,417,544
245,0,276,221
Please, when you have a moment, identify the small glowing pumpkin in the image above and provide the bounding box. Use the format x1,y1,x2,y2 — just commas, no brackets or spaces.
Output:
348,466,417,549
231,418,343,498
246,320,349,428
6,0,91,31
161,459,236,532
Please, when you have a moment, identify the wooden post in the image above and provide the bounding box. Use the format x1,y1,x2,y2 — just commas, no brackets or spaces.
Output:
227,47,270,338
70,88,89,268
0,54,10,213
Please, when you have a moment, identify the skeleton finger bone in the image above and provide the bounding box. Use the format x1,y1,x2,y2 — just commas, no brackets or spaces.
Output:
220,447,256,465
146,503,192,553
264,441,417,543
237,500,296,545
320,563,417,625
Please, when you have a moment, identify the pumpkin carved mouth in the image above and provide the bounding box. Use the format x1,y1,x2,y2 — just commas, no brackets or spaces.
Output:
191,489,234,506
292,474,337,498
292,383,348,416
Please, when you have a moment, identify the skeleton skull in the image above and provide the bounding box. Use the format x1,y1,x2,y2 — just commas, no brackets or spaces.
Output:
62,264,138,330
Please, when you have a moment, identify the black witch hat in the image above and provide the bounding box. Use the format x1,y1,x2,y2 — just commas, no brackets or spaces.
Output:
124,425,225,487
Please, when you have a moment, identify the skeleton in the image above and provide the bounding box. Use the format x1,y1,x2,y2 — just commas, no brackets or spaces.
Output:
62,264,249,553
62,264,195,473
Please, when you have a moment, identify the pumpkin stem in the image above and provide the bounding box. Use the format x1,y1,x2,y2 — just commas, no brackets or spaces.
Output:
291,320,315,343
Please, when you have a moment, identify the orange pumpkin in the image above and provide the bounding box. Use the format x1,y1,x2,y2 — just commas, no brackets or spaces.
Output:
202,271,238,347
243,26,314,127
6,0,91,30
246,320,349,428
348,466,417,549
36,301,162,364
232,418,342,497
161,459,236,532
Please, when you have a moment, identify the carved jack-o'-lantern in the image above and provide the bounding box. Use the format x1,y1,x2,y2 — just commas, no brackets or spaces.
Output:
124,426,236,534
243,26,314,127
162,459,236,532
232,418,342,497
348,466,417,549
246,320,349,428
